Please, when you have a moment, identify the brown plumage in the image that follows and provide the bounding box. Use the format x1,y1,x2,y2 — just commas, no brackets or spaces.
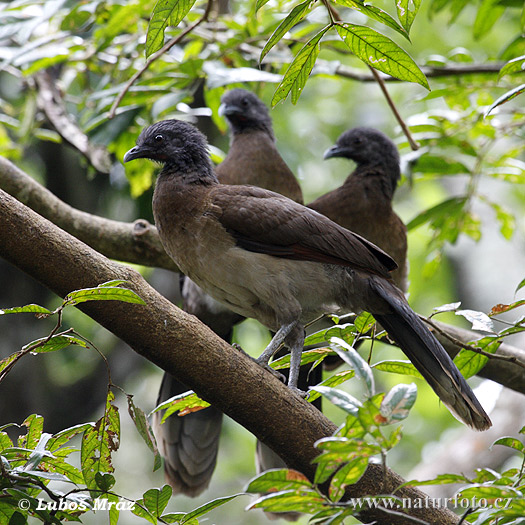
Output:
310,127,408,291
125,120,491,443
152,89,305,499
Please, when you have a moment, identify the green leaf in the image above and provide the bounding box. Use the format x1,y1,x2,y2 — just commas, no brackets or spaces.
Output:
407,473,469,486
310,386,362,415
396,0,422,33
260,0,316,62
95,472,116,492
473,0,505,40
272,26,330,106
63,285,145,307
307,370,355,402
406,197,466,231
248,489,326,515
373,360,423,379
413,155,471,176
493,436,525,453
330,337,374,397
328,456,369,501
515,277,525,295
453,340,498,379
23,334,88,354
335,23,429,89
178,493,245,523
353,311,376,333
485,84,525,116
272,347,333,370
334,0,409,40
304,323,357,346
498,55,525,80
146,0,197,58
47,423,93,452
127,396,161,471
255,0,271,12
81,390,120,492
0,304,52,315
151,390,210,422
20,414,43,450
380,383,417,422
246,469,312,493
489,300,525,316
139,485,172,519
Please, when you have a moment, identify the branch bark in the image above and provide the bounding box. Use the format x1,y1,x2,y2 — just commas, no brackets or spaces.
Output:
0,156,524,395
0,188,463,525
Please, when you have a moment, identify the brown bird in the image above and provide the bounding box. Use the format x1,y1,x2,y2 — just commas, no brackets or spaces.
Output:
152,89,308,498
310,127,408,291
125,119,491,433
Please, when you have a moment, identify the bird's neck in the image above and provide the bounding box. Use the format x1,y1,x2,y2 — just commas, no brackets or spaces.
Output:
231,122,275,142
351,159,400,200
159,162,218,186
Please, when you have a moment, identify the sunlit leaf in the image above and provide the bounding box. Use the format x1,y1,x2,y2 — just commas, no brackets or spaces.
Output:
246,469,312,493
272,26,330,106
407,197,466,231
395,0,422,33
373,360,423,379
380,383,417,422
493,436,525,453
498,55,525,80
151,390,210,422
0,304,51,316
260,0,316,62
328,456,369,501
473,0,505,40
307,370,355,402
247,489,326,515
146,0,197,58
22,334,88,354
432,302,462,314
310,386,362,415
334,0,409,40
455,309,494,332
63,285,145,307
335,23,429,89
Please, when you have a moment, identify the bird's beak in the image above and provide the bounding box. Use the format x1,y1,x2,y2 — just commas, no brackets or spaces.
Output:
123,145,149,163
323,145,345,160
218,103,240,118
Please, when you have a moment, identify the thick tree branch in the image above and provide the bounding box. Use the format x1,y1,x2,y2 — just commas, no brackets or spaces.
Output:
1,156,524,395
0,188,462,525
0,156,177,272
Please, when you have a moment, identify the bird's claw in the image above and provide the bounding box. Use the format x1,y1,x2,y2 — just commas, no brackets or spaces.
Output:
289,386,308,399
254,358,287,383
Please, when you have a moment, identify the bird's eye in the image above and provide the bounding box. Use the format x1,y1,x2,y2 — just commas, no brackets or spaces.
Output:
353,137,362,145
241,98,249,107
154,134,164,143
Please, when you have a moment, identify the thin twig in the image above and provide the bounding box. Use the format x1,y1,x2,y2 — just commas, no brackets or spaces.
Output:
421,315,525,370
320,0,419,150
368,66,419,151
109,0,214,119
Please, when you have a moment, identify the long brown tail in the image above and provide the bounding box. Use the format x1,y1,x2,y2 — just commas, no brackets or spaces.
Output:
371,279,492,431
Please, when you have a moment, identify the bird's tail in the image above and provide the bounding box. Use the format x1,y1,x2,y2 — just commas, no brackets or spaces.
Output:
370,278,492,431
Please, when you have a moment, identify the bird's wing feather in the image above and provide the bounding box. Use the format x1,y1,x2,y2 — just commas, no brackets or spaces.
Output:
210,185,396,277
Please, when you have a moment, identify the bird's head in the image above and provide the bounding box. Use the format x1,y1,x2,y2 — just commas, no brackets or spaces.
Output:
218,88,274,138
324,127,400,174
124,119,216,182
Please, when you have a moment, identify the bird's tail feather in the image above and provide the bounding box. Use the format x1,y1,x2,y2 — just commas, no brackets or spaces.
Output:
371,280,491,431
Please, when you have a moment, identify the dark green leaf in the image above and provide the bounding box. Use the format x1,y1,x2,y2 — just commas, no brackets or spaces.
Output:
255,0,271,11
272,26,330,106
413,155,471,176
485,84,525,116
248,489,326,515
396,0,422,33
127,396,161,471
139,485,172,518
146,0,197,58
246,469,312,493
334,0,409,40
23,334,88,354
407,197,466,231
260,0,316,62
304,323,357,346
81,391,120,492
335,23,429,89
407,473,470,486
380,383,417,422
179,493,245,523
453,340,498,379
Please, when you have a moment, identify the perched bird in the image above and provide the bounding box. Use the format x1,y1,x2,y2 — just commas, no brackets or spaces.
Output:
310,127,408,291
124,119,492,433
153,89,307,498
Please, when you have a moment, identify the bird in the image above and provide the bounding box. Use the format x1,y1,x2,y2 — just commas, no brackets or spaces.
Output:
124,118,492,433
309,127,408,292
152,89,309,498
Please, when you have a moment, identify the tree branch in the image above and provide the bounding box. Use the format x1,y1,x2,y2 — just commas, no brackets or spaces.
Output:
1,156,524,395
0,156,177,272
0,188,463,525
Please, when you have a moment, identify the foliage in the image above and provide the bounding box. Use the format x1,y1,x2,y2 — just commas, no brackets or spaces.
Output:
0,0,525,523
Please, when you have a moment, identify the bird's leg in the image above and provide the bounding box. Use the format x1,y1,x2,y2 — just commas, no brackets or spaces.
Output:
255,321,298,382
286,327,307,397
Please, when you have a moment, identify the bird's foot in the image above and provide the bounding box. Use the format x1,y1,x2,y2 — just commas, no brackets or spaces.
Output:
254,357,287,383
288,386,308,399
232,342,247,354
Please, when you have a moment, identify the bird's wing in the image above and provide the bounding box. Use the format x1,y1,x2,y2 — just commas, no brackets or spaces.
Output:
209,185,396,277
